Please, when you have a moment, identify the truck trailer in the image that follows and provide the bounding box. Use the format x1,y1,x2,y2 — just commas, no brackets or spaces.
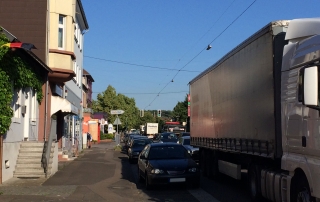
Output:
189,18,320,202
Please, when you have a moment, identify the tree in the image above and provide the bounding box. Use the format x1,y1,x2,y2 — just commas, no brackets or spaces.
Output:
172,94,188,123
0,31,44,134
92,85,139,131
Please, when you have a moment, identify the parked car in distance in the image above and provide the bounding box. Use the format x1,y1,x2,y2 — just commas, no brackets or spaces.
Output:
154,132,179,143
126,134,142,145
126,135,149,153
127,138,153,163
124,133,138,144
137,143,200,189
178,136,199,162
124,134,142,151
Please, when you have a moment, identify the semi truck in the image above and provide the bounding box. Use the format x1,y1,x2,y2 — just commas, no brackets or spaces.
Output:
189,18,320,202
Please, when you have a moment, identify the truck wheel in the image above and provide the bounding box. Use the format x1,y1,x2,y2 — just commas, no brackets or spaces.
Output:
291,175,314,202
248,165,262,202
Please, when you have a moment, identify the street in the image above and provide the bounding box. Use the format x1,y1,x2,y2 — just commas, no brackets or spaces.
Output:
0,141,252,202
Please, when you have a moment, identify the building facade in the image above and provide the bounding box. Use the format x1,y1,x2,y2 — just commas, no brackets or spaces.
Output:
0,0,89,182
82,69,95,148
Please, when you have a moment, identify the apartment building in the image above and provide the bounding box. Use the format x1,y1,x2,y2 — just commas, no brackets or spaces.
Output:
0,0,89,182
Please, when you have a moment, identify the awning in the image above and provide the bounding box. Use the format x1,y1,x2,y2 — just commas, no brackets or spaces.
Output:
51,96,79,116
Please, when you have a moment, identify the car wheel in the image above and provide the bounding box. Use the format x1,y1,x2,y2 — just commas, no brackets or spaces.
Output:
138,168,144,183
129,157,133,164
145,174,152,190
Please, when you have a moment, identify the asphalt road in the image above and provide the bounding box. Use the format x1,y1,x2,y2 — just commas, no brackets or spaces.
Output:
0,142,253,202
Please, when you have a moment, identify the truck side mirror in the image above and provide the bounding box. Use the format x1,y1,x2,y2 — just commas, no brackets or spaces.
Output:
304,66,318,106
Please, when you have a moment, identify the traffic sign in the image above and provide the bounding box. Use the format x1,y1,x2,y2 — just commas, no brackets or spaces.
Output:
113,117,122,125
110,110,125,115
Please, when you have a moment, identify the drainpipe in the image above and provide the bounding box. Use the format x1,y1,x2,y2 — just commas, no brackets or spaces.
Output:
44,75,48,141
42,0,50,177
44,0,50,141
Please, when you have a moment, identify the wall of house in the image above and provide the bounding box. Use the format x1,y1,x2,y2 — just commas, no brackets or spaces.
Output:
0,0,48,62
48,53,74,72
49,0,74,51
2,142,20,183
88,120,99,142
50,142,58,175
2,90,28,182
39,81,52,142
2,87,39,182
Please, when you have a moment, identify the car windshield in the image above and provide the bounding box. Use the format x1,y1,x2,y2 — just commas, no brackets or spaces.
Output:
183,139,190,145
148,145,188,160
133,139,151,147
160,133,177,140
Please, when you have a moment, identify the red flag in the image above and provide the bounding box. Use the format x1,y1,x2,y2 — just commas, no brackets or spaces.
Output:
1,43,36,50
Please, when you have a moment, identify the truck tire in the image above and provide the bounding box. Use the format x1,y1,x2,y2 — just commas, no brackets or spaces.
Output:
206,150,219,179
248,165,262,202
291,174,314,202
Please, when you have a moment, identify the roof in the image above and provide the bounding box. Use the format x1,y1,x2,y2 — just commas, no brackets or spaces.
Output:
83,69,94,82
0,26,52,73
77,0,89,29
92,112,108,119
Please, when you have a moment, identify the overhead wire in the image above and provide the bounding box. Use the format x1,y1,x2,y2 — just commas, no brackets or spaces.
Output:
84,55,201,73
158,0,236,92
144,0,257,109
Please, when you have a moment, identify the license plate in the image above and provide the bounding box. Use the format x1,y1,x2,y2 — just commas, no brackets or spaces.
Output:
169,178,185,182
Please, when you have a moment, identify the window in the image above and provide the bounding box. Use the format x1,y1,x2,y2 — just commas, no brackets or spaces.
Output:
12,89,21,123
79,32,82,51
58,15,65,49
78,66,81,86
31,89,37,121
74,25,78,43
73,61,77,83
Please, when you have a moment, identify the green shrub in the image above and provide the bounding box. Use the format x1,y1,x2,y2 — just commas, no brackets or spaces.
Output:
100,133,108,140
106,133,114,139
100,133,114,140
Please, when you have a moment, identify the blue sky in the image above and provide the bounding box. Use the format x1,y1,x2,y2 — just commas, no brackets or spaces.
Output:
82,0,320,110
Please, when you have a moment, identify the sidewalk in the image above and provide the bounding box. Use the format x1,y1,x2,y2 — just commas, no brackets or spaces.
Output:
0,140,128,202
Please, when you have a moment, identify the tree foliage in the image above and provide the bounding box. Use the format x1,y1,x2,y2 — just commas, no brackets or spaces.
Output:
91,85,187,133
172,94,188,123
92,85,139,131
0,31,44,134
